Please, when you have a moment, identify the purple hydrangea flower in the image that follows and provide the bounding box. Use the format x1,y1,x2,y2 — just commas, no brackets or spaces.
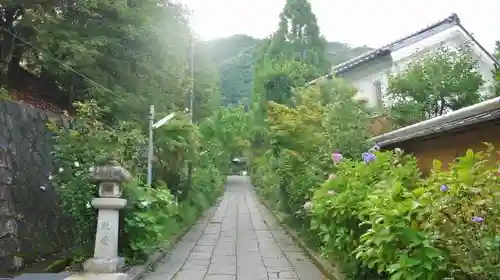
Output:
331,152,343,164
472,216,484,223
440,184,448,192
362,152,376,163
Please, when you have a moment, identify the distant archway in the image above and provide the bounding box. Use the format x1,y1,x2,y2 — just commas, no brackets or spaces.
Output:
230,157,247,175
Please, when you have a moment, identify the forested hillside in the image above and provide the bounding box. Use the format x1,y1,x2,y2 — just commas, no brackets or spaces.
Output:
202,35,372,107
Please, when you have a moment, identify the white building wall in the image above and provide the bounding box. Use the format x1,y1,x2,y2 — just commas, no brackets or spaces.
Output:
339,25,496,108
338,56,393,107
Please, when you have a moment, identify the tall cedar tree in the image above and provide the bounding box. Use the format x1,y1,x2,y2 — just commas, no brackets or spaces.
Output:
250,0,329,148
264,0,330,75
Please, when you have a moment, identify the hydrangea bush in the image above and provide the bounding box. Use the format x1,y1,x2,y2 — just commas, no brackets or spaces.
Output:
309,144,500,279
251,79,500,279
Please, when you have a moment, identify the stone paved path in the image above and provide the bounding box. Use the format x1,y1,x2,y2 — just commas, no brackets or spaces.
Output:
144,176,326,280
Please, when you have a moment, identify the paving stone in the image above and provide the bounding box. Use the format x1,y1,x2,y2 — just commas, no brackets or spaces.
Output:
173,269,206,280
192,245,215,254
143,176,326,280
204,275,236,280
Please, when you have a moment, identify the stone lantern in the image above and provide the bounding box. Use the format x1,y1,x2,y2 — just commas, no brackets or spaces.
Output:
66,160,131,280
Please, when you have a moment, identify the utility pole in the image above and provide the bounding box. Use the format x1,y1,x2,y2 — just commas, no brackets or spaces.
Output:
189,30,195,123
146,105,176,188
147,105,155,187
186,26,195,191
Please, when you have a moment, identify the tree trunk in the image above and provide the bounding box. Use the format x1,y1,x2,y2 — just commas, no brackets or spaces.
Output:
0,5,24,81
7,39,24,87
0,27,15,79
439,96,446,116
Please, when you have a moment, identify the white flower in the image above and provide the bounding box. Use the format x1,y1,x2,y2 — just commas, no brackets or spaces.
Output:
74,162,80,168
86,201,91,209
88,166,95,173
58,167,64,173
328,174,336,181
140,201,150,207
394,148,403,155
327,190,336,196
303,201,313,211
39,186,46,191
48,174,53,180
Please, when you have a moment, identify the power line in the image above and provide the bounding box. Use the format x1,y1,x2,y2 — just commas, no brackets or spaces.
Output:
2,27,124,100
3,27,186,112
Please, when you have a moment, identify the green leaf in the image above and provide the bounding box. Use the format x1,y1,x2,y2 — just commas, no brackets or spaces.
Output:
389,270,405,280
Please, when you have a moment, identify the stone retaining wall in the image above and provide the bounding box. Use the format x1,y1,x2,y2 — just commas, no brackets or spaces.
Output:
0,100,71,274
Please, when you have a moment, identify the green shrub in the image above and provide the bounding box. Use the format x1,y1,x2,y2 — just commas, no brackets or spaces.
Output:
49,101,148,261
309,145,500,280
354,151,444,279
422,146,500,279
310,149,415,278
49,101,226,263
123,180,179,260
251,79,372,249
250,75,500,280
0,86,8,99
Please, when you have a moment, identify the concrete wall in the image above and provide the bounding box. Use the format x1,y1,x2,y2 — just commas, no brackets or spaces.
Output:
384,121,500,175
0,100,71,273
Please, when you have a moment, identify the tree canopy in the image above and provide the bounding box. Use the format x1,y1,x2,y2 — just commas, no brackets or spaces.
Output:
387,45,485,127
493,40,500,97
0,1,219,122
261,0,330,74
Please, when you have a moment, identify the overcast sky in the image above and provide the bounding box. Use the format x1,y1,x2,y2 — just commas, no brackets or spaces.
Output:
179,0,499,52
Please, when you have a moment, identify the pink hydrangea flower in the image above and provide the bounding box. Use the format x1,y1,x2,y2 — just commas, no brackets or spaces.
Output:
331,152,343,164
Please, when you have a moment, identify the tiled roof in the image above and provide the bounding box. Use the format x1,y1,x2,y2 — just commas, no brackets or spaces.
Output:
307,13,499,86
334,49,391,75
332,13,462,75
378,108,500,147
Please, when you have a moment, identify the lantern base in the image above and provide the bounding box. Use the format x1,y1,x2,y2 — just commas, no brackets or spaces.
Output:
83,257,125,274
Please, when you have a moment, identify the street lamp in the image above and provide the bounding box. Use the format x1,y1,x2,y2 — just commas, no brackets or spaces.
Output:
147,105,176,187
